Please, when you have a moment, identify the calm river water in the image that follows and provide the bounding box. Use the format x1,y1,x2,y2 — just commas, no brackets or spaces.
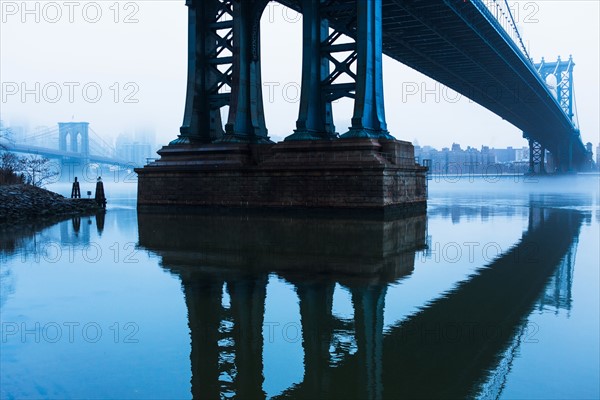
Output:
1,175,599,399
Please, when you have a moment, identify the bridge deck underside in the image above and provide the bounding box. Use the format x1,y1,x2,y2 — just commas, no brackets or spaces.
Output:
279,0,585,162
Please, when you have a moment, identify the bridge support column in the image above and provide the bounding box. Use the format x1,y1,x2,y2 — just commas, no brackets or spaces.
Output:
286,0,336,141
566,135,575,173
219,1,270,144
171,0,233,145
341,0,393,140
528,139,546,174
554,133,579,173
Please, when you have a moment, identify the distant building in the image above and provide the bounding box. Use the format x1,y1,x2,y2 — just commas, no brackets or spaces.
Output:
116,131,156,167
119,142,153,167
515,146,529,162
413,142,530,174
492,146,516,163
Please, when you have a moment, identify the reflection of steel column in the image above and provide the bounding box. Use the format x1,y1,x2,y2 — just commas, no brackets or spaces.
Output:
296,281,335,394
221,1,270,143
351,284,387,400
227,275,268,399
184,276,224,399
286,0,336,141
342,0,393,140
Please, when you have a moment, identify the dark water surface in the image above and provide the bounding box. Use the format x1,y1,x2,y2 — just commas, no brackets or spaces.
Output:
1,176,599,399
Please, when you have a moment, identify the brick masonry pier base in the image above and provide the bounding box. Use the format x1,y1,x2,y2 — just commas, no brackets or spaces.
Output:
135,138,428,217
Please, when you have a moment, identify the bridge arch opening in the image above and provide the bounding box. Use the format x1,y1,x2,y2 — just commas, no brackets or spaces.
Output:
76,132,82,153
64,132,71,152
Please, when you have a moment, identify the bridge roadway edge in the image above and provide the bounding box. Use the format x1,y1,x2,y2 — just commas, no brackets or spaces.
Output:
135,139,428,218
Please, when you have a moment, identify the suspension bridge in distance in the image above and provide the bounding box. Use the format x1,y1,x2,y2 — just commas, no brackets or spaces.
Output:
4,122,131,167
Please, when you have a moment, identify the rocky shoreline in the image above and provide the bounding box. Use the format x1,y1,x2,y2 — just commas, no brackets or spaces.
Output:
0,184,103,224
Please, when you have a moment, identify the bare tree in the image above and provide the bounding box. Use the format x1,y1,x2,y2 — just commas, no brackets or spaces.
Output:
18,155,59,188
1,152,20,172
0,151,24,184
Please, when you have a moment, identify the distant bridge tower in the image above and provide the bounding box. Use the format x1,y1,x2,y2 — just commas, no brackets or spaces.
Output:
526,56,577,173
58,122,90,158
536,55,575,121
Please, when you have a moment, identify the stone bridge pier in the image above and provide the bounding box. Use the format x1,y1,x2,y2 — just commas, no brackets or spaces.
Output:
136,0,427,213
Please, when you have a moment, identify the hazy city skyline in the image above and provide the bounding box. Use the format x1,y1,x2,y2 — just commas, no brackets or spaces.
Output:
1,1,598,151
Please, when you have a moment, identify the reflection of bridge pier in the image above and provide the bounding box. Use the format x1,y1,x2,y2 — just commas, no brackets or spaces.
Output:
138,211,426,398
275,205,584,399
349,284,386,400
182,272,224,399
178,270,268,399
293,281,335,395
227,275,268,399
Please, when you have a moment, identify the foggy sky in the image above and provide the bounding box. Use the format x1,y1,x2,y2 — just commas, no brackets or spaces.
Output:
0,0,598,150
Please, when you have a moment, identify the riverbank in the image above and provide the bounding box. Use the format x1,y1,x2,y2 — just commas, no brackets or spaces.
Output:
0,184,103,224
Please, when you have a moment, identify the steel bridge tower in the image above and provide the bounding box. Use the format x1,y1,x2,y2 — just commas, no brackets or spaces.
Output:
58,122,90,159
526,56,577,173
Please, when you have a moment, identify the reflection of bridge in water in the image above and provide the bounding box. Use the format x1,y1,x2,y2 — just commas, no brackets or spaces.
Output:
137,203,584,399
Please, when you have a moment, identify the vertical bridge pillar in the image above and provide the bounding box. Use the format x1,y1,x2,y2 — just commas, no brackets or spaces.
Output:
220,0,270,143
173,0,233,144
528,138,546,174
286,0,336,141
342,0,392,139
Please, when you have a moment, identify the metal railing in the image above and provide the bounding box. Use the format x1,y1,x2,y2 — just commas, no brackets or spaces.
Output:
479,0,532,62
